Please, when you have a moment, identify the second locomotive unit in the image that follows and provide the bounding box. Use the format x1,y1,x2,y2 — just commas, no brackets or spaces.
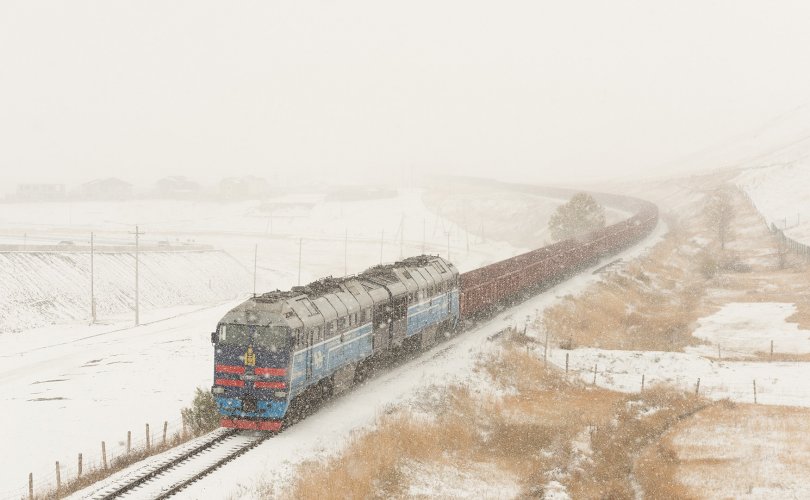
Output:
211,255,459,431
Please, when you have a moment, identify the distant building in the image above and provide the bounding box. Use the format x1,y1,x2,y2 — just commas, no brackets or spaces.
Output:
155,176,201,198
14,183,66,201
76,178,133,200
219,176,271,199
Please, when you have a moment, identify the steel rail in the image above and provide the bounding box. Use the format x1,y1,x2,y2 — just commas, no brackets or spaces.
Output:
152,433,273,499
96,428,238,500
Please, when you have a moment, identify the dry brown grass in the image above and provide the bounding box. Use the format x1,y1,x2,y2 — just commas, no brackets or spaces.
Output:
567,386,709,500
638,402,810,499
284,341,713,499
788,298,810,329
543,220,708,352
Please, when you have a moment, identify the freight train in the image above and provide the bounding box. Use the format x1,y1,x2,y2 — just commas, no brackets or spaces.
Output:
210,188,658,431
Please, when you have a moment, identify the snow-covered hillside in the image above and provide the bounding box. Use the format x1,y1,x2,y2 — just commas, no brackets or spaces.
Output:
735,164,810,244
0,250,250,333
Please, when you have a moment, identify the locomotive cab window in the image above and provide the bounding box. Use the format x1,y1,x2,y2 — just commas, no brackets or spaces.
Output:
217,324,251,345
255,326,288,352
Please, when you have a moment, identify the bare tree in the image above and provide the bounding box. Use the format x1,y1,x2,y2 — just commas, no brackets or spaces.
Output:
704,188,735,250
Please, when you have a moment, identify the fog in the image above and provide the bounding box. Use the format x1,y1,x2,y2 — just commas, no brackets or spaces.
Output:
2,0,810,192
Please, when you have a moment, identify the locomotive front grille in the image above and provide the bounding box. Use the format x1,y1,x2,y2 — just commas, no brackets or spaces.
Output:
242,396,258,413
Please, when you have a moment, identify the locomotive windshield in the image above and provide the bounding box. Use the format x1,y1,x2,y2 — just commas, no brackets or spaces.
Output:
218,324,288,351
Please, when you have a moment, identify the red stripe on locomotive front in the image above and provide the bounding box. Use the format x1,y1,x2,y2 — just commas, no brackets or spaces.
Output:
254,381,286,389
214,378,245,387
255,367,286,376
215,364,245,375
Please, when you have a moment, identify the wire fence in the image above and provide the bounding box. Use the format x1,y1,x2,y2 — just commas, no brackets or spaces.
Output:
739,190,810,261
541,345,810,410
1,414,193,500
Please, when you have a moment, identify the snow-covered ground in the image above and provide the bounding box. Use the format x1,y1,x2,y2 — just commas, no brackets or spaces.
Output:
688,302,810,358
0,186,549,498
667,404,810,500
735,164,810,243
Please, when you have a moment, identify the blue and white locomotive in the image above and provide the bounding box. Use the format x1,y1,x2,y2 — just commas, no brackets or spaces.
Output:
210,255,459,431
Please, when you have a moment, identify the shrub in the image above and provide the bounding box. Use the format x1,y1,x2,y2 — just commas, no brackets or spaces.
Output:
558,336,576,350
181,387,220,435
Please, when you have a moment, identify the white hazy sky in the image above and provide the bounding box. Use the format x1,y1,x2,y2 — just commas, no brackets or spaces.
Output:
2,1,810,190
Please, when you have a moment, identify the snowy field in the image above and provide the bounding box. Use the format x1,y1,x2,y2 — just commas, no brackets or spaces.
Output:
0,186,552,498
549,302,810,408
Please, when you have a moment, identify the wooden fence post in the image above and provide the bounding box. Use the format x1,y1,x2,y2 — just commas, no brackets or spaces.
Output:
592,364,597,386
718,345,721,360
770,340,774,362
146,423,151,450
78,453,83,478
695,378,700,396
565,353,569,374
127,430,131,454
163,421,168,445
641,374,645,392
102,441,107,469
28,473,33,500
753,379,758,404
55,461,61,493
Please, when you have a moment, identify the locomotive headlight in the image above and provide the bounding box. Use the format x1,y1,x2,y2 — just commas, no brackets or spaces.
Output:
212,387,225,394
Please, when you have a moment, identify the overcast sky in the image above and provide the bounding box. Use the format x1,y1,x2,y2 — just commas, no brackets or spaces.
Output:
2,1,810,190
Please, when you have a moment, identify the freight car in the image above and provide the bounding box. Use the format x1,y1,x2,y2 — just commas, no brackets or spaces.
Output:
210,189,658,430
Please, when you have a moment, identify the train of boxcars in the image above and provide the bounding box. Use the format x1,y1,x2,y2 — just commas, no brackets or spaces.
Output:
210,189,659,431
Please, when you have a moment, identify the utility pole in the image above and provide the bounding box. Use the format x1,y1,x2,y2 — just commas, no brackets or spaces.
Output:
90,232,96,323
130,225,144,326
298,238,302,286
422,218,426,254
399,214,404,259
462,200,469,254
253,243,258,297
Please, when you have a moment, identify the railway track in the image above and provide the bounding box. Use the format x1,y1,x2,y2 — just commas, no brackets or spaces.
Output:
83,428,272,499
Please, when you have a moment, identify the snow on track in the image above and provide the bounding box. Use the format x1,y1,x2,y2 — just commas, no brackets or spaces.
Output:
78,430,268,500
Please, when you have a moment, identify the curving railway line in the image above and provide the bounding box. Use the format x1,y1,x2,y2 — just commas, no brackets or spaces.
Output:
73,182,659,499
